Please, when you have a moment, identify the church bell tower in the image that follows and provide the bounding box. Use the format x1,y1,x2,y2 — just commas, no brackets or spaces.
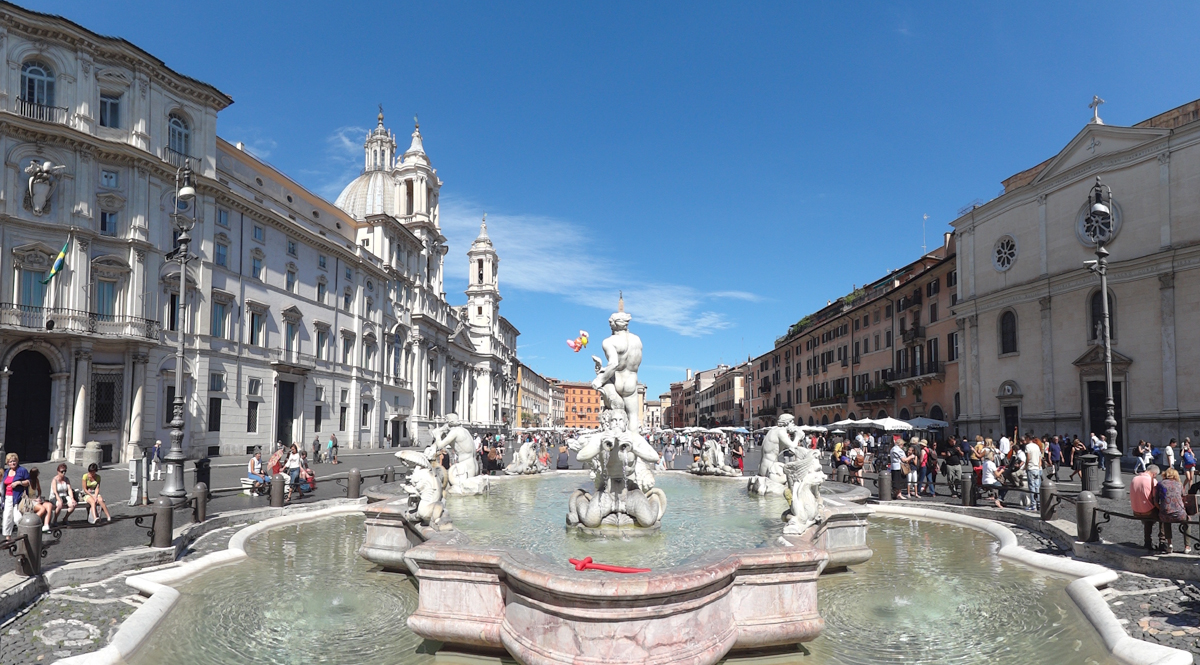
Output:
466,214,500,329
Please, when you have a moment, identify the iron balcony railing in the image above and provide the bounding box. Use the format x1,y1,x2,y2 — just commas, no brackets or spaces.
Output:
14,97,68,124
854,386,895,403
810,393,849,407
900,325,926,345
0,303,159,339
888,361,946,382
161,147,201,172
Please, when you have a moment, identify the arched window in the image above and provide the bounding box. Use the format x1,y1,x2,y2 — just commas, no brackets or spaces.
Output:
899,408,911,420
929,405,944,421
1089,290,1115,341
820,415,829,426
877,410,888,419
168,113,191,155
21,61,54,106
999,310,1017,355
808,416,814,426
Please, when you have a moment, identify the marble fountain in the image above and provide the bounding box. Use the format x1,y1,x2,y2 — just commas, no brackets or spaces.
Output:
108,300,1159,665
358,301,872,665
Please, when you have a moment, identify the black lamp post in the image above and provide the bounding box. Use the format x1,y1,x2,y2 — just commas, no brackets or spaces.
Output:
160,166,197,506
1084,176,1125,499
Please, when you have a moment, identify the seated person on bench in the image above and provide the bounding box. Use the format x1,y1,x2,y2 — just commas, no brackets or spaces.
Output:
247,451,268,490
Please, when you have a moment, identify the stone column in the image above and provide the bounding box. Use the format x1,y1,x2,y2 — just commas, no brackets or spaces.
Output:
296,375,308,447
349,377,360,449
0,369,11,453
1039,297,1055,415
1160,273,1178,413
1037,195,1048,276
1159,152,1172,249
968,315,981,416
71,349,92,459
51,372,69,460
128,353,147,457
119,352,133,463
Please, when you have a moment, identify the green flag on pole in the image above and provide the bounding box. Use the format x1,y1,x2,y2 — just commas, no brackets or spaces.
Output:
41,237,69,284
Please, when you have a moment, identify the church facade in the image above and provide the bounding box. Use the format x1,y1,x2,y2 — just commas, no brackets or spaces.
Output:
953,99,1200,452
0,3,517,464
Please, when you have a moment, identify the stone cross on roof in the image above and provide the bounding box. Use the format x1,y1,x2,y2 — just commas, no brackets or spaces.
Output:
1089,95,1105,125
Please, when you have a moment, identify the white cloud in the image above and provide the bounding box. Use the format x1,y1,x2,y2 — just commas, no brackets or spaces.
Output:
440,201,754,337
298,125,369,201
709,290,765,302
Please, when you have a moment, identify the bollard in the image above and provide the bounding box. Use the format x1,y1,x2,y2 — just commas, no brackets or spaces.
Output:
193,482,208,523
384,465,395,484
348,468,362,499
1041,478,1057,521
1076,490,1099,543
1080,454,1099,493
877,468,891,502
961,464,974,507
15,511,42,576
835,465,849,484
270,474,286,508
152,496,174,549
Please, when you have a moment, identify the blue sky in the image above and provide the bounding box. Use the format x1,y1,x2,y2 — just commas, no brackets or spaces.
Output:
34,1,1200,397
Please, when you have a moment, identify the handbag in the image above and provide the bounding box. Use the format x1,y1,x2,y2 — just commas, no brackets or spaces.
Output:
900,461,911,475
18,493,35,513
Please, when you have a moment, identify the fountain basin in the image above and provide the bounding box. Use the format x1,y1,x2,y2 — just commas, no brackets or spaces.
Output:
361,472,830,665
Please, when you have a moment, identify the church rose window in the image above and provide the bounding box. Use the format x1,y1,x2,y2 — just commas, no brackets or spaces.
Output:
993,235,1017,272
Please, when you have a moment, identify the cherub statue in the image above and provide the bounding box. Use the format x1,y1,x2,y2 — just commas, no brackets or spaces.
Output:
781,448,825,535
396,446,451,530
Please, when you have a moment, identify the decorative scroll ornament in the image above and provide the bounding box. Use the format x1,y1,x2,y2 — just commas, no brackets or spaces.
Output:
24,160,65,216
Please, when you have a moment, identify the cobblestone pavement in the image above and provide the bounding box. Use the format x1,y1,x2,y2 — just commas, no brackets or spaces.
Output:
1106,572,1200,662
1,574,144,663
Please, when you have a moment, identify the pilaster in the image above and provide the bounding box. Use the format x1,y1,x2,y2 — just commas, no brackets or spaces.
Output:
1159,272,1178,412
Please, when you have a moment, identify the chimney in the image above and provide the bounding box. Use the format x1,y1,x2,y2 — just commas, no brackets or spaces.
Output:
686,368,693,381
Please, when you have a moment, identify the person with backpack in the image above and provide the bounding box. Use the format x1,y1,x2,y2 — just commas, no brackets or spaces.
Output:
150,440,163,481
1181,440,1195,489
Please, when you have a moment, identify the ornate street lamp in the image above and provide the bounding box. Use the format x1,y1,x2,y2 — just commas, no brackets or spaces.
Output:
1084,177,1125,499
161,166,197,505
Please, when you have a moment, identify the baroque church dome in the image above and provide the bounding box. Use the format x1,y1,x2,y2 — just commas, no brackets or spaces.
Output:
334,169,394,221
334,110,429,221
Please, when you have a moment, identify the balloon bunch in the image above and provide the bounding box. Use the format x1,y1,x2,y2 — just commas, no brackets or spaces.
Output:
566,330,589,352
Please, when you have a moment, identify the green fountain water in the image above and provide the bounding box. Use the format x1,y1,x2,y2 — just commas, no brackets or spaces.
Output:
128,486,1116,665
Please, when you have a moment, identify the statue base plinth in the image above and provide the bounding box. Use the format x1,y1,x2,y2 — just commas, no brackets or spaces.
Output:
747,476,787,495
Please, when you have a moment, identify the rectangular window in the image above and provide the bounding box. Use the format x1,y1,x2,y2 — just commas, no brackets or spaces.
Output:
339,405,348,431
314,404,323,432
211,301,226,338
19,269,46,307
286,270,296,293
95,281,116,319
248,377,262,395
343,291,352,311
317,282,326,304
361,401,370,426
318,255,327,269
947,270,958,287
168,293,179,331
100,169,118,188
316,386,325,401
215,243,228,267
253,225,265,241
345,267,353,281
99,211,117,236
251,257,263,279
947,331,959,362
885,304,893,318
929,303,938,322
164,386,176,426
340,389,348,403
342,337,353,363
209,372,224,392
90,372,121,430
286,322,297,352
874,333,880,351
885,330,893,348
250,312,264,346
99,95,120,128
217,208,229,227
316,330,328,359
247,400,258,432
287,240,297,256
208,397,222,432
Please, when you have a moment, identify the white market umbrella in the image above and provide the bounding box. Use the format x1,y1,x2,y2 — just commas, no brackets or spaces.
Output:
907,417,949,429
867,417,914,431
829,419,857,428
